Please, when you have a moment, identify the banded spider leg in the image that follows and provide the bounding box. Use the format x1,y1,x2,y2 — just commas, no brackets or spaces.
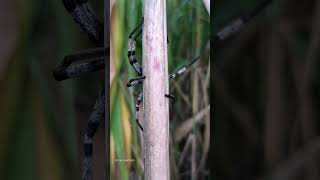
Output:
213,0,273,45
53,47,106,81
128,18,143,76
83,89,105,180
127,17,169,76
127,56,200,88
53,0,106,81
135,92,144,131
53,1,105,180
127,18,200,132
127,56,200,132
62,0,104,45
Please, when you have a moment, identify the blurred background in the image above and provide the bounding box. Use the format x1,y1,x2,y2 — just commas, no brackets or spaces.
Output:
110,0,209,179
0,0,105,180
213,0,320,179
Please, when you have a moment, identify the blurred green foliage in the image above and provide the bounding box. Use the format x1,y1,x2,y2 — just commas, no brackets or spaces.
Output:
0,0,103,180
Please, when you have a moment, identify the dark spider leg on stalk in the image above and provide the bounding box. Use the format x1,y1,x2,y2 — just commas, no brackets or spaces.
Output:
53,1,106,180
128,57,200,131
82,89,105,180
127,17,170,75
127,76,145,87
132,92,174,132
62,0,104,46
53,47,107,81
164,56,200,101
134,93,172,132
213,0,273,46
135,92,144,131
169,56,200,80
127,56,200,91
165,94,175,100
53,59,103,81
127,20,146,132
127,57,200,91
63,47,106,64
128,18,144,75
53,0,106,81
127,18,199,132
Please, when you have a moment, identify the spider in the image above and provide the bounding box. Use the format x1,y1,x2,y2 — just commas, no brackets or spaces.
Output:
126,18,200,131
213,0,273,46
52,0,106,180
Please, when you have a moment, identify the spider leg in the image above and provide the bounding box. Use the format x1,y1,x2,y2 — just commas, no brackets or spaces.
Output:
62,47,106,66
62,0,104,45
135,92,144,132
165,94,175,102
169,56,200,80
129,17,144,39
127,76,145,87
128,18,144,75
53,47,106,81
213,0,272,45
82,89,105,180
165,94,175,99
165,56,200,101
53,59,104,81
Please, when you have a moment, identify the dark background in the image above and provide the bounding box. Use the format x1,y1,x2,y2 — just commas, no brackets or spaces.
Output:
0,0,105,180
213,0,320,179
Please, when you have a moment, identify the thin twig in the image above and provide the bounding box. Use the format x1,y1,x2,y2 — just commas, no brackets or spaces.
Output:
172,81,192,107
198,67,210,172
175,106,210,142
191,133,197,180
263,138,320,180
213,0,272,46
178,134,194,167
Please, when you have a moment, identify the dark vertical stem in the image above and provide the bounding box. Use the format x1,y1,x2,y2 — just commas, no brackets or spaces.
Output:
104,0,110,179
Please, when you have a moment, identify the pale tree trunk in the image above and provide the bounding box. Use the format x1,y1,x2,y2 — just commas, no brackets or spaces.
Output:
202,0,210,15
142,0,170,179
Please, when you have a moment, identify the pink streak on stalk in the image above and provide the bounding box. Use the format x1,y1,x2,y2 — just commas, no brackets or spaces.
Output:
153,58,160,71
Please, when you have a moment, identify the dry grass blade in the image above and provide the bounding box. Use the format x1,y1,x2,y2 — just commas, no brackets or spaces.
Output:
192,67,200,114
178,134,194,168
130,145,144,173
214,69,259,145
175,106,210,142
172,81,192,107
263,138,320,180
169,134,179,179
264,27,288,168
198,67,210,172
192,133,197,180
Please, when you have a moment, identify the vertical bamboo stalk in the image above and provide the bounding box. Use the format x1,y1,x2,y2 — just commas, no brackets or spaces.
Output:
143,0,169,179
